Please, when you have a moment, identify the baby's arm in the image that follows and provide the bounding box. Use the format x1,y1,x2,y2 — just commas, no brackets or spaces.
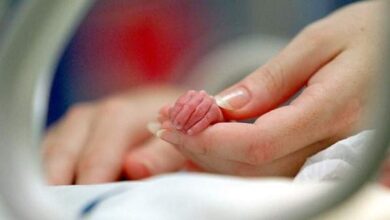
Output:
161,90,225,135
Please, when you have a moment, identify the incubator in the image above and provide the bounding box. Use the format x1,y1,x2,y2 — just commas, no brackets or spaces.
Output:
0,1,389,220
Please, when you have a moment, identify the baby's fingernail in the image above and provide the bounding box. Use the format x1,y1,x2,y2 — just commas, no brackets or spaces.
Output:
215,86,250,110
147,121,161,135
156,129,181,145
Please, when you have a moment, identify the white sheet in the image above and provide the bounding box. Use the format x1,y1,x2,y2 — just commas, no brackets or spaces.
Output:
296,130,374,181
0,130,381,219
49,175,330,220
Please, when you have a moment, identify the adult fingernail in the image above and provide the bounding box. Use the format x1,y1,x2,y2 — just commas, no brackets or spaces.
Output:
147,121,161,135
215,86,250,110
156,129,181,145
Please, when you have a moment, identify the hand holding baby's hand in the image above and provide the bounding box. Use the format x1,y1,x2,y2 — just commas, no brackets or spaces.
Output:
154,1,381,177
159,90,225,135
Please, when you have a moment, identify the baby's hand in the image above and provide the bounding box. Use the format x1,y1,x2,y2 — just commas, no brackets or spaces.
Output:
164,90,225,135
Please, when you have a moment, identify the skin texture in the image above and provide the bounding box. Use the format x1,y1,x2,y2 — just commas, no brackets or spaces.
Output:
166,90,225,135
42,85,188,185
156,1,384,177
42,1,388,185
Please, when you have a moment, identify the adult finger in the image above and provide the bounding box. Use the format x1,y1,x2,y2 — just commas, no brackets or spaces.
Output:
42,104,94,185
158,53,362,165
123,138,186,180
215,19,346,120
178,138,332,177
75,99,151,184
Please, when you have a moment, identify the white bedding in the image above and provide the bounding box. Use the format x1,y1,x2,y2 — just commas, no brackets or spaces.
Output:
46,131,376,220
50,175,330,220
1,130,385,219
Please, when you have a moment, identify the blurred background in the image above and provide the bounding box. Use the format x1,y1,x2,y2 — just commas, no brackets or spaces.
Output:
0,0,357,126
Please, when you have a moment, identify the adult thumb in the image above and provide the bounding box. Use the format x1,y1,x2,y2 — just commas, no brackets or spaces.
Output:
215,25,342,120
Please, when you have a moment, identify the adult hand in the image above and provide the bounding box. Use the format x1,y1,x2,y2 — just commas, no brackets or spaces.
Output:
42,85,187,185
157,1,384,176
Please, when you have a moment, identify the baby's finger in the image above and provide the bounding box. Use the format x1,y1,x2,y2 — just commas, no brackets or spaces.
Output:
158,57,359,166
187,104,223,135
158,98,330,166
158,104,171,123
169,90,196,121
159,104,171,116
183,95,213,131
173,91,207,130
